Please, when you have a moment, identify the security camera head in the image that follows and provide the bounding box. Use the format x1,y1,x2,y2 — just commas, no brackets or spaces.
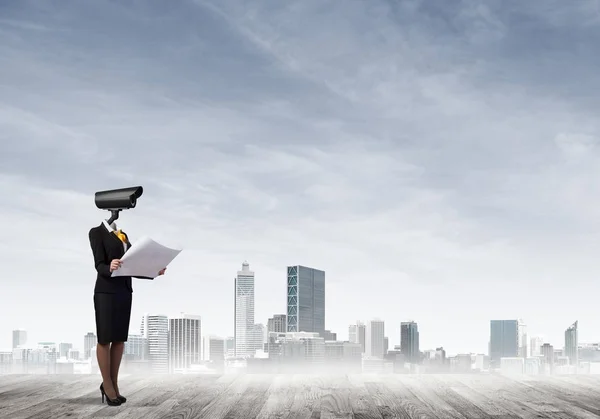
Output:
94,186,143,211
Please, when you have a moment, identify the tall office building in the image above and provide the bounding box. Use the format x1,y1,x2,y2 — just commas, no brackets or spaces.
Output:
124,334,147,360
366,319,385,359
349,322,366,353
203,336,226,363
225,337,235,358
530,336,544,357
251,323,266,352
59,343,72,358
489,320,520,368
83,332,96,359
235,261,255,357
565,321,578,366
268,315,287,334
12,330,27,349
541,343,555,372
169,313,201,372
401,321,420,364
518,319,528,358
323,330,337,341
141,314,169,374
286,265,325,335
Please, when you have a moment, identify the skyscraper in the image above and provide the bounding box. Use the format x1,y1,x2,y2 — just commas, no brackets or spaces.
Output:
518,319,528,358
400,321,420,364
12,330,27,349
349,322,366,353
59,343,72,359
366,319,385,359
565,321,578,367
141,314,169,373
530,336,544,357
234,261,255,357
489,319,519,368
169,313,201,372
541,343,555,373
286,265,325,336
83,332,96,359
268,315,287,334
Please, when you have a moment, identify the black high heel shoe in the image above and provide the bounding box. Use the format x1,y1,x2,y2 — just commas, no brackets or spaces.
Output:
116,394,127,403
100,383,122,406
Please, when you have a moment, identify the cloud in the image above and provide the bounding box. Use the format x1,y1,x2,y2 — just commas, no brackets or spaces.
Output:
1,0,600,354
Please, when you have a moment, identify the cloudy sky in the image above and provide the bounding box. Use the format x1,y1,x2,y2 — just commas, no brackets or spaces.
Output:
1,0,600,355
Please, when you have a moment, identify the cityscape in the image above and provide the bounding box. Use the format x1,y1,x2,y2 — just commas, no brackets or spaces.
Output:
2,262,597,376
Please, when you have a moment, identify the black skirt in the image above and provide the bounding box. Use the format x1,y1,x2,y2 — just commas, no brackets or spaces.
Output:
94,292,133,344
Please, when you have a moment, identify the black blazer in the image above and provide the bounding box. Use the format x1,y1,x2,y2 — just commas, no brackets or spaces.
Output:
89,223,133,294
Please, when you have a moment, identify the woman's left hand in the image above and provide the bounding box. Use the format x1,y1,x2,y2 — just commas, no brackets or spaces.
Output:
158,268,167,276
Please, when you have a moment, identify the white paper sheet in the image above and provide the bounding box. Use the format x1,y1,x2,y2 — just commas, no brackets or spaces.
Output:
111,236,182,279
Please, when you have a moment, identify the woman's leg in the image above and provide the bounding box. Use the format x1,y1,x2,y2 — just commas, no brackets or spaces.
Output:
97,343,118,398
110,342,125,396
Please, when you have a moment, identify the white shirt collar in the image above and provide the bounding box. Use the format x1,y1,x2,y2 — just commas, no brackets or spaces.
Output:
103,220,117,232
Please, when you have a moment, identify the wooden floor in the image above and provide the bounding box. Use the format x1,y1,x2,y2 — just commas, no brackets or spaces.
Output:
1,373,600,419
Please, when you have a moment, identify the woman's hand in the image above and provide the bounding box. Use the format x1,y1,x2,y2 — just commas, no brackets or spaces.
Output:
109,259,122,272
158,268,167,276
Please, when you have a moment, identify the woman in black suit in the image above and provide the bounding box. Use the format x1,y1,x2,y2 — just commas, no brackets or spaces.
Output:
89,220,165,406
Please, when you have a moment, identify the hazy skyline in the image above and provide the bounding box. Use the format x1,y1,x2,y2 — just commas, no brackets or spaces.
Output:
2,0,600,354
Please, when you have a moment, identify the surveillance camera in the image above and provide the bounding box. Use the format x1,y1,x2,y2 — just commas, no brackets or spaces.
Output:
94,186,143,211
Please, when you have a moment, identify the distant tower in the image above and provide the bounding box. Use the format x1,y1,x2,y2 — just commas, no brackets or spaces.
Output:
366,319,385,359
234,261,255,357
169,313,201,372
268,315,287,334
489,320,519,368
286,265,325,335
530,336,544,357
141,314,169,373
83,332,96,359
349,322,366,353
12,330,27,349
564,321,578,367
541,343,555,373
400,321,420,364
518,319,528,358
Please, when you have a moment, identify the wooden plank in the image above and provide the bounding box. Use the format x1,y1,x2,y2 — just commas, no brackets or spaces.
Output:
364,379,413,418
286,374,326,419
255,374,298,419
109,400,180,419
346,374,383,419
183,373,251,419
5,372,600,418
320,375,353,419
0,375,99,419
396,375,472,419
223,374,273,419
159,374,240,419
433,375,518,418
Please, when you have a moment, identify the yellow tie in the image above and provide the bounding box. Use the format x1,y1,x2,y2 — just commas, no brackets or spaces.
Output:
114,230,127,243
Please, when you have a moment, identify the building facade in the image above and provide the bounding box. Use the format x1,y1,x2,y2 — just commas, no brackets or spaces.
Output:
489,319,519,368
169,313,201,372
83,332,96,359
234,261,255,358
12,330,27,349
366,319,385,359
268,315,287,334
286,265,325,336
564,321,578,366
349,322,366,353
401,321,420,364
141,314,169,374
